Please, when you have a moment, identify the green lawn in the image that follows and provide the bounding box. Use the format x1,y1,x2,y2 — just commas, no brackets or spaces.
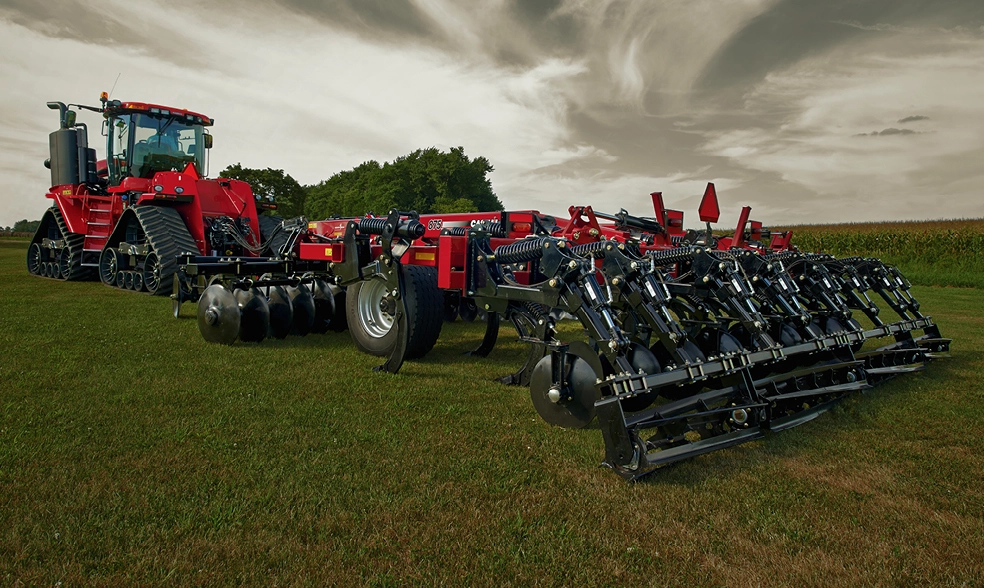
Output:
1,238,982,585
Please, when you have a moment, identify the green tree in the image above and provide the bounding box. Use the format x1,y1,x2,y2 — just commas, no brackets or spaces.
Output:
220,164,307,218
13,219,40,233
305,147,503,220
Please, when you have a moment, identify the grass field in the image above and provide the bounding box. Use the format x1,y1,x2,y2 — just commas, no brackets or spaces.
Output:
1,237,982,585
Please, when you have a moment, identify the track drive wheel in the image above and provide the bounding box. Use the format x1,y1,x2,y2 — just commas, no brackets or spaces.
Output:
98,249,121,287
27,243,43,276
346,265,443,359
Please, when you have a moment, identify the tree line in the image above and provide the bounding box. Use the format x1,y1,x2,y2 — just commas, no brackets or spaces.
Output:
222,146,503,219
10,146,501,229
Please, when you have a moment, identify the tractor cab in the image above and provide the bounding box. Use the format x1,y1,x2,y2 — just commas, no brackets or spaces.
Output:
101,97,213,185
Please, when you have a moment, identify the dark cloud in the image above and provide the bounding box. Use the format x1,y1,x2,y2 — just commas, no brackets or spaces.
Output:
898,115,929,123
695,0,984,99
0,0,209,68
269,0,437,44
857,128,919,136
0,0,143,45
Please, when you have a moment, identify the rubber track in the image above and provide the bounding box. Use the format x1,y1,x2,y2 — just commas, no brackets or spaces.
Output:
103,206,199,295
131,206,200,295
30,207,93,281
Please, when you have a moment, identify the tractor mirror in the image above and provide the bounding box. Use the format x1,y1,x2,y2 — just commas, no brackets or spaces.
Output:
203,134,213,149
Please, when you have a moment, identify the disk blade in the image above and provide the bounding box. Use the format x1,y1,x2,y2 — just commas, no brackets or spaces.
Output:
262,285,293,340
235,287,270,343
287,284,316,336
197,284,241,345
529,347,602,429
310,279,336,334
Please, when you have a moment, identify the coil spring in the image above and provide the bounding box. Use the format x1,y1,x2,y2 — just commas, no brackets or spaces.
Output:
764,251,802,263
357,217,388,235
646,246,702,267
570,241,609,259
476,221,506,237
494,237,547,264
445,223,506,237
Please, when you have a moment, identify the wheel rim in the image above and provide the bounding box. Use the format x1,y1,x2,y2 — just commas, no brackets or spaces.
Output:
143,252,161,294
58,249,70,280
125,272,134,290
133,272,144,292
357,278,394,338
27,243,42,275
116,271,126,288
99,249,119,285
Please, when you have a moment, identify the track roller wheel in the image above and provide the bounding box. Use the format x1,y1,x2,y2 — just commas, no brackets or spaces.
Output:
287,284,316,336
116,271,126,289
346,265,443,359
235,287,270,343
197,284,241,345
133,272,145,292
529,342,602,429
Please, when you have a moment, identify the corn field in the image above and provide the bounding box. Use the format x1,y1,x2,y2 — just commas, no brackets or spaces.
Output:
774,219,984,289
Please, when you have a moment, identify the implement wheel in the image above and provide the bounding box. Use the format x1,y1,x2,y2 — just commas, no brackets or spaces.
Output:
346,265,443,359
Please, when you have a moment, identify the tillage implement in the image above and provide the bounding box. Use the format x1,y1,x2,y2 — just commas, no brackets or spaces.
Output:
26,95,948,480
175,184,949,481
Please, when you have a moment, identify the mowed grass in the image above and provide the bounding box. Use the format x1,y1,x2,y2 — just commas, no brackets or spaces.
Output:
1,238,982,585
775,218,984,289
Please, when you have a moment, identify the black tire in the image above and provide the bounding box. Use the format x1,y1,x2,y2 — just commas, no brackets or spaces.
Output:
346,265,443,359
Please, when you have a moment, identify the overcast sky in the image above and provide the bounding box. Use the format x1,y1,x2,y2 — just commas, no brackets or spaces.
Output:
2,0,983,227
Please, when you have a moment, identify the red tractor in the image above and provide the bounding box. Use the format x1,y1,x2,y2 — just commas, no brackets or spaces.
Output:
28,93,277,294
